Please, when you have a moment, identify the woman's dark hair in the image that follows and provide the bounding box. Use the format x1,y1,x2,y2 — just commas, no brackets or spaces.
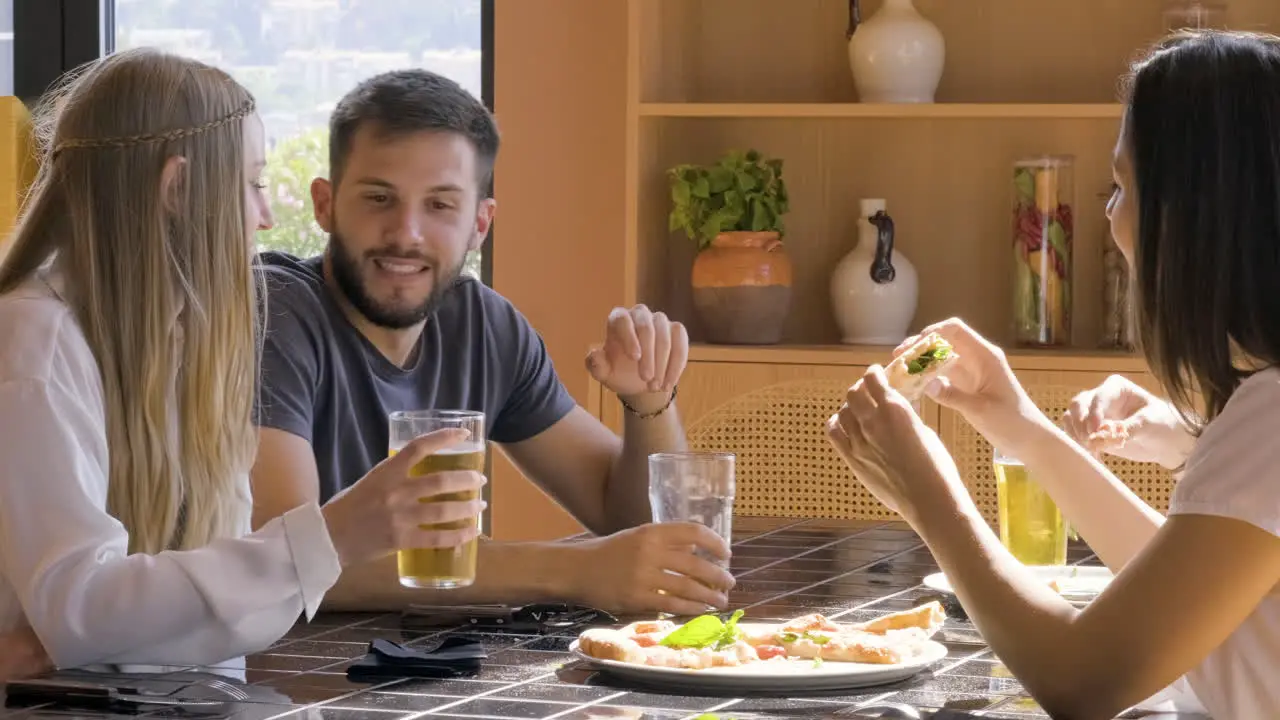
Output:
1125,30,1280,428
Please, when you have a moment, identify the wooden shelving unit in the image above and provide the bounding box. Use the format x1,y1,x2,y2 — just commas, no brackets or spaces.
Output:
639,103,1124,120
623,0,1280,350
0,97,35,253
589,0,1280,520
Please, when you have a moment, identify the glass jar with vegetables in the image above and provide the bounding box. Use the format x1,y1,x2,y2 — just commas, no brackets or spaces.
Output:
1012,156,1074,347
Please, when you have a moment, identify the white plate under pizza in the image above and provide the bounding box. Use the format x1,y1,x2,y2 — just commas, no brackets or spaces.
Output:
569,602,949,692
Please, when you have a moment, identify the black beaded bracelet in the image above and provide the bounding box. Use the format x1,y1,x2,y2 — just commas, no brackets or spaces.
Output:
619,383,678,419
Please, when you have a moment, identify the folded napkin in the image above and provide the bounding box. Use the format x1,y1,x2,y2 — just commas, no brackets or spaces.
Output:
346,636,487,682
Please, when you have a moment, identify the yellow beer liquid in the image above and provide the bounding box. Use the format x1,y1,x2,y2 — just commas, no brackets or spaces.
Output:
389,446,484,589
995,458,1067,566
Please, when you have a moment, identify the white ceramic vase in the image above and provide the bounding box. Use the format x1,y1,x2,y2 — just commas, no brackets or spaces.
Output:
831,198,919,345
846,0,945,103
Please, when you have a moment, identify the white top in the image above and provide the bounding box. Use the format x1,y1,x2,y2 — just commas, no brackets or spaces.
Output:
1134,366,1280,717
0,269,342,674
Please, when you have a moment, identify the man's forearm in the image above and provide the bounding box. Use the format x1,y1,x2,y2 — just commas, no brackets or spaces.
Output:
320,539,585,612
605,392,687,532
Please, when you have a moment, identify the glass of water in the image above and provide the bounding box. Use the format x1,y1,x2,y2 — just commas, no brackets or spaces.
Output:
648,451,735,568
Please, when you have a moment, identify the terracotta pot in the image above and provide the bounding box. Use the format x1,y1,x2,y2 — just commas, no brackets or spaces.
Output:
690,231,793,345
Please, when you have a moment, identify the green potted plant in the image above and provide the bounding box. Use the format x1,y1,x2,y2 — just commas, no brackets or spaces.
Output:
667,149,793,345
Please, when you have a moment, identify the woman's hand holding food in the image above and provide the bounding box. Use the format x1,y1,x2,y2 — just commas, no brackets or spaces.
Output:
891,318,1049,457
825,365,972,522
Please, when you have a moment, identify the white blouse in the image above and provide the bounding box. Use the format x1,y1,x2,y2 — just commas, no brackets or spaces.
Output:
1133,366,1280,718
0,270,342,673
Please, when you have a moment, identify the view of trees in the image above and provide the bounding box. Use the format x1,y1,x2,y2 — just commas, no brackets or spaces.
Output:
116,0,483,276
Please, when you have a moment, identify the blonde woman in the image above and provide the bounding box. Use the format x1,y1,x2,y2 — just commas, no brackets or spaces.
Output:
0,48,485,673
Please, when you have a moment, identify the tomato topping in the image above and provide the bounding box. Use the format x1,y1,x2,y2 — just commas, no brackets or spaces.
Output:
755,645,786,660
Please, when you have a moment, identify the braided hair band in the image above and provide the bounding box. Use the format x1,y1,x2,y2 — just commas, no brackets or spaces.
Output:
51,100,256,159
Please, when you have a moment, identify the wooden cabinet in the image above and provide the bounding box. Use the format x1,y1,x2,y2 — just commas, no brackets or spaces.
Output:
495,1,1267,536
569,0,1246,523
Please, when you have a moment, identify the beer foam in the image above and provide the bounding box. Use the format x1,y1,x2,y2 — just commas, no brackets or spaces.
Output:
390,442,485,454
433,444,486,454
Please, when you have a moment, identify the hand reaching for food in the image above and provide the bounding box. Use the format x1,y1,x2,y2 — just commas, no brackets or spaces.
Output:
1061,374,1196,469
568,522,735,617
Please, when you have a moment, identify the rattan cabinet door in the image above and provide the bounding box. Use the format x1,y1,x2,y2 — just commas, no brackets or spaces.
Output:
939,369,1173,526
671,361,940,521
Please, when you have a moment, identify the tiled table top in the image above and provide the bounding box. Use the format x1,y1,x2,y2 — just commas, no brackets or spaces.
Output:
1,518,1137,720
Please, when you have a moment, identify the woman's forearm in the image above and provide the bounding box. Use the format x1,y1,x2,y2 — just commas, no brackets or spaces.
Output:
1002,413,1165,571
907,495,1130,719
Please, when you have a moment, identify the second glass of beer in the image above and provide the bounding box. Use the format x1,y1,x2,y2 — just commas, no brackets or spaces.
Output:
388,409,486,589
993,446,1068,566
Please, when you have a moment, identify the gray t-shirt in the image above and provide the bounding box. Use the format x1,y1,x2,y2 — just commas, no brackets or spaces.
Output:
254,252,577,502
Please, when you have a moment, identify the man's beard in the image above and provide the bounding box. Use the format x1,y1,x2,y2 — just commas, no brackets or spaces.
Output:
328,230,464,330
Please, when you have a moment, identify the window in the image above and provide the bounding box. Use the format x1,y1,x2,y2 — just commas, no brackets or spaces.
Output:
16,0,492,283
0,1,11,96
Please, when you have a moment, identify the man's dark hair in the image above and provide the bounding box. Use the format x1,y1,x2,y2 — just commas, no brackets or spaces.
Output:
328,69,499,192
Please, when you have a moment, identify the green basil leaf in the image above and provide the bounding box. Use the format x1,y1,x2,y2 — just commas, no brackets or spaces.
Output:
715,609,745,649
659,615,725,649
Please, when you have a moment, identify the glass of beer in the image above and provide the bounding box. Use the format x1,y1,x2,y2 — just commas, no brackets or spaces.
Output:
993,446,1067,566
388,409,486,589
649,452,735,569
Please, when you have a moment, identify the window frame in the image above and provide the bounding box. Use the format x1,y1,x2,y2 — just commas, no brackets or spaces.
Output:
15,0,495,287
14,0,106,104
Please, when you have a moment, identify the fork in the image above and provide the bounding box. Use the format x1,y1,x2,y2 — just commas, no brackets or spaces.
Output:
193,676,251,701
128,676,250,702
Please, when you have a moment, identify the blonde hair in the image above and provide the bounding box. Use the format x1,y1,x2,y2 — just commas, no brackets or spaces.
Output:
0,47,259,554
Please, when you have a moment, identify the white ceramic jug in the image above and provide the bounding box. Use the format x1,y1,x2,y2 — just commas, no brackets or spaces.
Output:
831,198,919,345
846,0,945,103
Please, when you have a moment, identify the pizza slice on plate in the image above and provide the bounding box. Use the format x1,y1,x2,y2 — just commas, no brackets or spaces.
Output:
576,601,945,670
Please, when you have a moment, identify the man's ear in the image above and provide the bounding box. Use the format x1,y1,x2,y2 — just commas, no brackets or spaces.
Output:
311,177,335,233
159,155,188,213
470,197,496,253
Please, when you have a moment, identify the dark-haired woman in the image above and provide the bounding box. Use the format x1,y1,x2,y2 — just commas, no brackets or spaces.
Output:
827,30,1280,719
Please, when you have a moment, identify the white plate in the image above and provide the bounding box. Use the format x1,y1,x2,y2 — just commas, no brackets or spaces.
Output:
568,626,948,693
924,565,1114,604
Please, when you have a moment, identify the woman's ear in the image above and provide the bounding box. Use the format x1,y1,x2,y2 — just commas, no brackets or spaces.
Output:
159,155,188,213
